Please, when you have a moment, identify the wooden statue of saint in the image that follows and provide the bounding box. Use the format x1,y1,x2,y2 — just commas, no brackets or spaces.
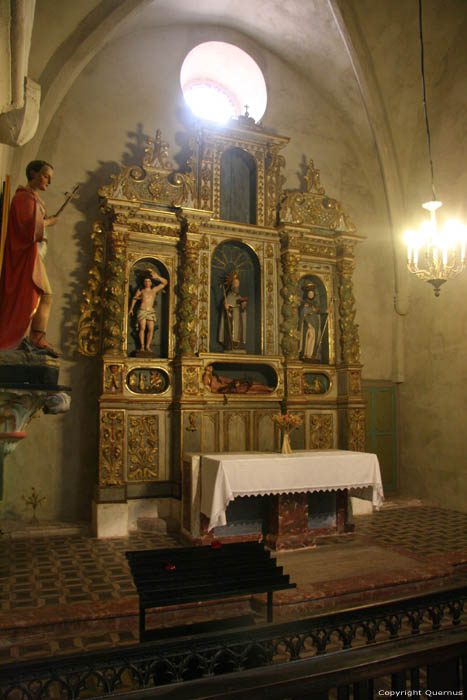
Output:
129,269,167,355
298,282,328,363
218,270,248,352
0,161,79,358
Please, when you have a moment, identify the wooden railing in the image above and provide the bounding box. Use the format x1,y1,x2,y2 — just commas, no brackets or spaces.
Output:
0,584,465,699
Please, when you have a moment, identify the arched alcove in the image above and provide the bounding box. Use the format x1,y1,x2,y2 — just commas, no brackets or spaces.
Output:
220,148,257,224
210,240,261,354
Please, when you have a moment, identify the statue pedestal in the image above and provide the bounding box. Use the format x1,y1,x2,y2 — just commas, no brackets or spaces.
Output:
0,349,71,499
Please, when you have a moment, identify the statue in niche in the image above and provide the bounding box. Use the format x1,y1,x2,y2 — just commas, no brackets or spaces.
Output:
298,281,328,364
218,271,248,352
129,268,167,356
203,365,274,394
210,241,261,354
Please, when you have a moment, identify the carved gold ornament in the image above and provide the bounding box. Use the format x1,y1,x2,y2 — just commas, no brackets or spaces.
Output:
78,222,106,356
104,364,123,393
349,371,362,396
347,408,366,452
280,250,301,358
127,415,158,481
280,160,356,232
99,411,124,486
337,260,360,363
182,366,201,395
310,414,334,449
287,369,302,395
186,413,198,432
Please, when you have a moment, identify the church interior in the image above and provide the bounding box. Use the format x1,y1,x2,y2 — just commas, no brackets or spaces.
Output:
0,0,466,691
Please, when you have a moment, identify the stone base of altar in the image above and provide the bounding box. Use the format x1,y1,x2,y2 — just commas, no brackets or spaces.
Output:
180,512,262,547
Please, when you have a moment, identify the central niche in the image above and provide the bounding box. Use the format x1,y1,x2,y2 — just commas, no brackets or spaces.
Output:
210,240,261,355
220,148,257,224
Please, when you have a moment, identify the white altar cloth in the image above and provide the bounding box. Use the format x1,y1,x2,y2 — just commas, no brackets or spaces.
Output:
200,450,384,530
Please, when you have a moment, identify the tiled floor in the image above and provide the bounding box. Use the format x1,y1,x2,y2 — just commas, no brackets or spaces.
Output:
0,531,180,613
355,505,467,557
0,505,465,664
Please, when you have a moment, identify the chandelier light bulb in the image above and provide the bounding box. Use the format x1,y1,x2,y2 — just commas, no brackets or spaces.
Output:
404,201,467,297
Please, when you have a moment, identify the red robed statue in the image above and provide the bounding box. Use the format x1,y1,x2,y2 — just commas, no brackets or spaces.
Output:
0,160,78,357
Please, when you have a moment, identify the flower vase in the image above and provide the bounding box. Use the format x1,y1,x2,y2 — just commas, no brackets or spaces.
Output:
281,431,293,454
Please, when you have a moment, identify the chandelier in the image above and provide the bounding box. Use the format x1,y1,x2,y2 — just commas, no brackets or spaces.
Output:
403,0,467,297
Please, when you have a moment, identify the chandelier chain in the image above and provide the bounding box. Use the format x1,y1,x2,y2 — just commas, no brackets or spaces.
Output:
418,0,437,202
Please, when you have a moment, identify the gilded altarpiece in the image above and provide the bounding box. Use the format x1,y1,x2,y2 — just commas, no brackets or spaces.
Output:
78,118,365,538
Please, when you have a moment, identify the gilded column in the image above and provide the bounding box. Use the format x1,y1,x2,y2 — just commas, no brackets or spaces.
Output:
102,225,127,355
99,409,124,485
336,238,365,452
177,229,200,356
336,257,360,364
78,221,106,357
280,233,301,360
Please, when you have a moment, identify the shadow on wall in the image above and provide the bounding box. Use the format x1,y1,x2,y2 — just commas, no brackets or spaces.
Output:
56,124,149,521
60,122,149,358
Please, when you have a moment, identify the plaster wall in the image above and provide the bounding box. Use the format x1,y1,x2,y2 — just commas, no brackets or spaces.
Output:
0,144,15,183
398,32,467,513
351,0,467,512
0,23,394,522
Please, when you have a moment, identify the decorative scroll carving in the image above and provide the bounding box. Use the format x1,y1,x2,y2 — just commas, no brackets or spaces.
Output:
265,143,286,227
347,408,366,452
299,240,336,260
280,250,301,358
143,130,173,170
99,410,124,485
337,260,360,363
280,160,356,232
127,415,158,481
349,370,362,396
200,157,213,210
78,222,106,356
198,251,210,353
104,364,123,393
287,369,302,395
128,222,179,237
186,413,198,432
102,228,127,355
99,129,195,207
310,414,333,449
264,258,275,354
0,390,47,434
182,366,201,395
178,234,200,355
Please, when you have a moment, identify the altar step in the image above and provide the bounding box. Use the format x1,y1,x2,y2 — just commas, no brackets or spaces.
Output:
1,506,466,663
252,568,466,622
1,550,463,655
135,515,180,535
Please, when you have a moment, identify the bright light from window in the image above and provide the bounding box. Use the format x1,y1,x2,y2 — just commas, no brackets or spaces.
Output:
180,42,267,125
184,83,236,124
